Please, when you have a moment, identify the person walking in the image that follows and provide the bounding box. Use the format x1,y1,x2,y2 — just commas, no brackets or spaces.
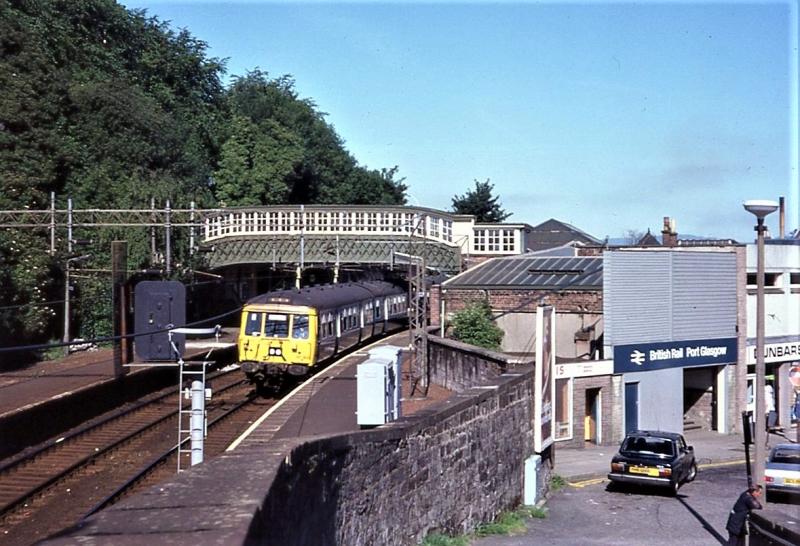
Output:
725,484,763,546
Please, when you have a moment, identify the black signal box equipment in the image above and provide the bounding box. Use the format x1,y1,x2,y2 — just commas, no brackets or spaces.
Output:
134,281,186,361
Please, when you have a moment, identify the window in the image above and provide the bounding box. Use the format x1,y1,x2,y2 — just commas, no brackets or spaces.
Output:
265,314,289,337
487,229,500,251
791,272,800,287
555,378,571,440
747,272,782,288
292,315,309,339
430,217,440,238
474,229,486,252
374,299,382,319
502,229,515,252
245,312,263,336
321,312,334,338
443,220,453,242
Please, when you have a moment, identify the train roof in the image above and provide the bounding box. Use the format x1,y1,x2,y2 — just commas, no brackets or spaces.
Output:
245,281,404,310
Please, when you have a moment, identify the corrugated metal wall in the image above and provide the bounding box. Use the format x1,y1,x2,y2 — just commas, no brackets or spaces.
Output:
603,251,672,345
604,250,737,346
672,252,737,340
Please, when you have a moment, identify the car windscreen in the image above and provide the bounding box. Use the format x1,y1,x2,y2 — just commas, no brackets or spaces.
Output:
771,448,800,465
621,436,675,457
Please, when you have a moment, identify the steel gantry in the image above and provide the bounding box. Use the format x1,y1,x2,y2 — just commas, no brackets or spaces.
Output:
0,198,465,275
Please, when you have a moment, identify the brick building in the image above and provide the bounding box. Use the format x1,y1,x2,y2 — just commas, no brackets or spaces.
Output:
433,255,614,448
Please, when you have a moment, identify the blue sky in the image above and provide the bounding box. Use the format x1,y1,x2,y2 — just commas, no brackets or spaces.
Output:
120,1,798,242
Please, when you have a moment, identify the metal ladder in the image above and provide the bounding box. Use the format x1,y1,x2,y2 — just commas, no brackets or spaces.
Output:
176,360,207,472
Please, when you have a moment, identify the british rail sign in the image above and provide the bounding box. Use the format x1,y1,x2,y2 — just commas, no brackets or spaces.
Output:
613,337,738,374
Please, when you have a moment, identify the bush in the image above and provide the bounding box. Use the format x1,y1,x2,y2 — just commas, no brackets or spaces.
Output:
451,301,504,350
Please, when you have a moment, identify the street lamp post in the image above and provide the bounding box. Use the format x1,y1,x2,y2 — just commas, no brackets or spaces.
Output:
743,199,779,491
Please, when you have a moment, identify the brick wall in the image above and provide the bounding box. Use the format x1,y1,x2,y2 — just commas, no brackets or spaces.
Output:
442,288,602,315
558,375,616,448
683,388,714,430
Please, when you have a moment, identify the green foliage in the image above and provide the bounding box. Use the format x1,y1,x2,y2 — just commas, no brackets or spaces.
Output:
217,71,407,206
451,301,504,351
519,505,549,519
419,533,470,546
0,1,407,353
451,179,512,223
475,510,529,537
550,474,566,492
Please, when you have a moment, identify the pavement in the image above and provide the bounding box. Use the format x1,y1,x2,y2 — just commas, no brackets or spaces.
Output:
470,426,798,546
553,427,772,485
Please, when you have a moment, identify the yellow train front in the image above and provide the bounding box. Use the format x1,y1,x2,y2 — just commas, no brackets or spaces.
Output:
238,281,407,387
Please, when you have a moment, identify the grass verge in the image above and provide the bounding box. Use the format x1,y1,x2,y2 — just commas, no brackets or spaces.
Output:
421,505,548,545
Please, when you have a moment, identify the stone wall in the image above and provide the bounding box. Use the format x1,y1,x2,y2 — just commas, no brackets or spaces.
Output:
427,335,515,391
254,340,544,545
51,337,548,546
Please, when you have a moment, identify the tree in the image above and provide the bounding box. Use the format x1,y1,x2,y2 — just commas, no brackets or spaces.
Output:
451,179,511,223
450,301,504,351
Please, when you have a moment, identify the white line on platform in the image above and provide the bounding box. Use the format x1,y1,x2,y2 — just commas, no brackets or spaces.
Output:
225,333,405,452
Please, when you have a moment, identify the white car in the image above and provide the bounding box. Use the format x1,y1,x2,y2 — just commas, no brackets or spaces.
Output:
765,443,800,499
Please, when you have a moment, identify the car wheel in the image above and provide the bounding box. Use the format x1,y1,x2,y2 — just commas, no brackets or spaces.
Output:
671,480,680,496
686,462,698,483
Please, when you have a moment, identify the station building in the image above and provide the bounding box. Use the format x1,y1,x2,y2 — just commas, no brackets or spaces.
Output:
434,219,749,448
745,236,800,429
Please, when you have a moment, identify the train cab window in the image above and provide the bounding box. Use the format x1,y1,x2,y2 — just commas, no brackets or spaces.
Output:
245,312,264,336
292,315,309,339
264,314,289,338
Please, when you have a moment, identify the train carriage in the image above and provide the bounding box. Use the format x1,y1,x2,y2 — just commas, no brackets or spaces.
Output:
238,281,407,386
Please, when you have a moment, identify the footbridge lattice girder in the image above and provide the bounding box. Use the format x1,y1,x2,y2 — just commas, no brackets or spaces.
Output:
207,236,461,274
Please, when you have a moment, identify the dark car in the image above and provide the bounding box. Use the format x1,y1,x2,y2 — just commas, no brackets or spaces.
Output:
607,430,697,494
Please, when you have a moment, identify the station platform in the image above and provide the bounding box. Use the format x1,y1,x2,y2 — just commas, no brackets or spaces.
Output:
42,331,450,544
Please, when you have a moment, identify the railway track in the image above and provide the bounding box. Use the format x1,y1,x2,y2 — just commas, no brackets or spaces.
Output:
0,367,280,546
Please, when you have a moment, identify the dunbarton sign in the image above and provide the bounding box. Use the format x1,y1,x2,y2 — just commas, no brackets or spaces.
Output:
613,337,738,374
746,340,800,365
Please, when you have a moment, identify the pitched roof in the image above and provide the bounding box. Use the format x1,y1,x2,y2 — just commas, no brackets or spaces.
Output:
443,255,603,290
526,218,602,252
637,230,661,246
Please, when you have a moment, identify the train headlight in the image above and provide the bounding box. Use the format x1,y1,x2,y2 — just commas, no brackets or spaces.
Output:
268,347,282,356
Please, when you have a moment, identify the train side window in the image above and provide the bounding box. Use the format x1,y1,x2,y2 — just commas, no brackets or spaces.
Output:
374,299,382,319
265,314,289,338
292,315,309,339
245,312,263,336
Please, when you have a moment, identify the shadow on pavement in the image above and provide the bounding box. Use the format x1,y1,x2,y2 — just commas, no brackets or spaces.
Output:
676,495,726,545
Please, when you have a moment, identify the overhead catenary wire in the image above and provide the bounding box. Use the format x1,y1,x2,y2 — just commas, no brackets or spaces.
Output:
0,299,66,312
0,306,242,355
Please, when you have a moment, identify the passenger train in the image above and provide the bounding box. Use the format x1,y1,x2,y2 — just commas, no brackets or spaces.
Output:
238,281,407,387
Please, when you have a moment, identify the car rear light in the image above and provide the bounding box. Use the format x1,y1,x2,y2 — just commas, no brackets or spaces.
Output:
659,467,672,478
765,476,774,483
611,462,625,472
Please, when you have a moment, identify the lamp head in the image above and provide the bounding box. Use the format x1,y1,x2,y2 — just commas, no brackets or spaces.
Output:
743,200,779,220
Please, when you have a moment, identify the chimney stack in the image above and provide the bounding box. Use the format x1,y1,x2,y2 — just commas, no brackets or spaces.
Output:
661,216,678,247
779,196,785,238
